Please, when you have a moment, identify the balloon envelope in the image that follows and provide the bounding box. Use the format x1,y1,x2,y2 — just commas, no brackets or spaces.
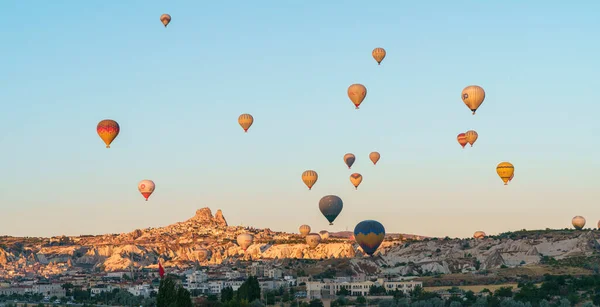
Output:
196,248,211,262
299,225,311,236
372,48,386,65
301,170,318,190
354,220,385,256
461,85,485,115
160,14,171,27
344,153,356,169
238,114,254,132
350,173,363,190
319,230,330,240
457,133,467,148
97,119,120,148
347,84,367,109
138,180,155,201
473,231,486,239
465,130,478,147
319,195,343,225
496,162,514,185
236,233,254,251
572,216,586,230
305,233,321,249
369,152,380,165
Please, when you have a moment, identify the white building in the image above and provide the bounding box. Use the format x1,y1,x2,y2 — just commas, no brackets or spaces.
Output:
185,271,209,289
305,278,422,299
225,271,243,280
32,283,66,297
106,271,133,279
127,284,152,298
267,269,283,279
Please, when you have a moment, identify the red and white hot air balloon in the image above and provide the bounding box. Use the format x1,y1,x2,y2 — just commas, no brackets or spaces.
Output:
138,180,156,201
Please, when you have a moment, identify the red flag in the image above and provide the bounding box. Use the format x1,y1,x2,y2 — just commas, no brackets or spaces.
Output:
158,261,165,278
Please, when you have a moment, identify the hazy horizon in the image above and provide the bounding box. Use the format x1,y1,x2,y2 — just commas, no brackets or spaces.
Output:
1,1,599,238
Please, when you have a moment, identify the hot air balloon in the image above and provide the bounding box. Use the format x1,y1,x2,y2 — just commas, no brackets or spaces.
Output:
465,130,478,147
354,220,385,257
299,225,311,236
344,153,356,169
301,170,318,190
97,120,120,148
372,48,386,65
305,233,321,249
196,248,211,262
572,216,586,230
473,231,486,239
160,14,171,27
496,162,514,185
319,230,330,240
238,114,254,133
319,195,343,225
350,173,363,190
347,84,367,109
457,133,467,149
138,180,155,201
461,85,485,115
369,152,380,165
236,233,254,251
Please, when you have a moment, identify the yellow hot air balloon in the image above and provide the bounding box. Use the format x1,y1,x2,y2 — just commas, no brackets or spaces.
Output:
461,85,485,115
465,130,478,147
301,170,318,190
473,231,486,239
372,48,386,65
160,14,171,27
238,114,254,133
347,84,367,109
319,230,329,240
496,162,514,185
349,173,363,190
305,233,321,249
369,152,380,165
299,225,311,236
96,119,120,148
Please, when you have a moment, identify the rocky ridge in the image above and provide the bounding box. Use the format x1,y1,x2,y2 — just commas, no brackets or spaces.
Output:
0,208,598,274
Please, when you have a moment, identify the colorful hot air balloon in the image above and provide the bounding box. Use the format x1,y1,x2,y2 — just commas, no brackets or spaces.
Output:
238,114,254,133
457,133,467,149
350,173,363,190
369,152,380,165
319,230,329,240
354,220,385,257
372,48,386,65
160,14,171,27
343,153,356,169
299,225,311,236
319,195,343,225
97,120,120,148
473,231,486,239
572,216,586,230
347,84,367,109
196,248,211,262
138,180,155,201
236,233,254,251
301,170,318,190
465,130,478,147
496,162,514,185
461,85,485,115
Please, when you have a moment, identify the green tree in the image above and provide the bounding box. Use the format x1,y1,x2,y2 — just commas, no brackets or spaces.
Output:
336,287,350,296
237,276,261,303
308,299,324,307
176,287,192,307
156,276,192,307
221,287,234,303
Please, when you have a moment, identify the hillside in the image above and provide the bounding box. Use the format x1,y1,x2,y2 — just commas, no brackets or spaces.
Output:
0,208,598,276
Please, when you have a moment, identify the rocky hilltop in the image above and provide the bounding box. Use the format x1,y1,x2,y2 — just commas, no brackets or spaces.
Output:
0,208,599,275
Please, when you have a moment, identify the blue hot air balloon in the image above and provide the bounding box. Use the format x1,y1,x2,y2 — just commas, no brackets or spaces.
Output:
319,195,343,225
354,220,385,256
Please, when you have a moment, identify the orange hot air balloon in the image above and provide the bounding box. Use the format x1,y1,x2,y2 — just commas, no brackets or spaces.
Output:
301,170,318,190
349,173,363,190
347,84,367,109
369,152,380,165
238,114,254,132
457,133,467,149
461,85,485,115
97,120,120,148
160,14,171,27
372,48,386,65
465,130,478,147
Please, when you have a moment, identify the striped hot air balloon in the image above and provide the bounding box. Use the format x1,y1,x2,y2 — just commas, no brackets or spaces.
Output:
457,133,467,149
238,114,254,132
372,48,386,65
301,170,318,190
496,162,514,185
97,119,120,148
354,220,385,257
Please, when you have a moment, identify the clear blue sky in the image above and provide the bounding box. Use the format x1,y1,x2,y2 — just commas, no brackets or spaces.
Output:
1,1,599,238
